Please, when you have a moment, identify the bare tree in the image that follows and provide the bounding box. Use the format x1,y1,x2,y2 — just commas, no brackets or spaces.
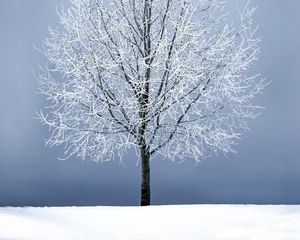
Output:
38,0,265,206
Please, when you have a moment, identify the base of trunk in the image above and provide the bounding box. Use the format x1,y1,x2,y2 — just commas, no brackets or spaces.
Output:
141,187,150,206
140,148,151,206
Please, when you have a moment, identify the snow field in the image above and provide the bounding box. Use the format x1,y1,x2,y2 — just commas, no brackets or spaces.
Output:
0,205,300,240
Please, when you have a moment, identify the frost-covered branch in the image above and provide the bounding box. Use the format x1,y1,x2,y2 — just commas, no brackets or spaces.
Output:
38,0,266,163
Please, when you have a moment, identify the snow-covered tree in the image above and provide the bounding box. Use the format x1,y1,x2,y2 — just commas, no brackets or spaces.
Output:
38,0,265,206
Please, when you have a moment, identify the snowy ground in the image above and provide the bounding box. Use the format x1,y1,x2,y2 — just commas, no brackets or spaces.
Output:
0,205,299,240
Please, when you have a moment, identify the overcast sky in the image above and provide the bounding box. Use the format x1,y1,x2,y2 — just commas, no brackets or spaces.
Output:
0,0,299,206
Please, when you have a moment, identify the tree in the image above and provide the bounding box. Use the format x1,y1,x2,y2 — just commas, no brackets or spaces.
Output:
38,0,265,206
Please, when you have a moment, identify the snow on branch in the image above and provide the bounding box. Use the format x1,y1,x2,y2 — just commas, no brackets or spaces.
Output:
38,0,266,162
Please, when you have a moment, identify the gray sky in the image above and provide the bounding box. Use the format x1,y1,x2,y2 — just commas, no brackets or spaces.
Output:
0,0,299,206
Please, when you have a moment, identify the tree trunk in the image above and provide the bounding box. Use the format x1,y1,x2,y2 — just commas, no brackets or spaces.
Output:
140,147,151,206
139,0,151,207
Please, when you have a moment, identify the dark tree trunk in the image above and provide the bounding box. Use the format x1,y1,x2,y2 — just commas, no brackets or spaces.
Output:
139,0,152,207
140,147,151,206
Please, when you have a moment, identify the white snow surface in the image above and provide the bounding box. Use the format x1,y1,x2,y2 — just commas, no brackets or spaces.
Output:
0,205,299,240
